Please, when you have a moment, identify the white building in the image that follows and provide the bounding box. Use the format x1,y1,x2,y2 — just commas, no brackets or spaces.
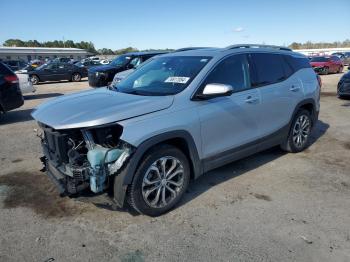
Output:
0,47,93,62
293,47,350,57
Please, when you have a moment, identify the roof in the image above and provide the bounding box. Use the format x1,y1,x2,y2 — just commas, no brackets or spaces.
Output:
163,44,299,58
122,50,170,56
0,46,91,55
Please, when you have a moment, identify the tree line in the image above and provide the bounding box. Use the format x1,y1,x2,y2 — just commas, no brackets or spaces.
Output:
2,39,173,55
3,39,97,53
289,39,350,49
3,38,350,55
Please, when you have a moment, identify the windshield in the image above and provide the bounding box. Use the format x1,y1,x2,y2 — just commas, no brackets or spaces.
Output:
310,57,329,62
110,55,132,67
115,56,211,96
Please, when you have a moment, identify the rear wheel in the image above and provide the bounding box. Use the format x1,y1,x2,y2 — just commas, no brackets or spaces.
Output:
72,73,81,82
337,66,343,73
126,144,190,216
281,109,312,153
30,75,39,85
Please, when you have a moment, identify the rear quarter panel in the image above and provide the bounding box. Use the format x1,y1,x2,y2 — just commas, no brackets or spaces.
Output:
296,68,320,112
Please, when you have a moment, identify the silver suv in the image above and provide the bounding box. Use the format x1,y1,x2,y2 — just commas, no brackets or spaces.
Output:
32,45,320,216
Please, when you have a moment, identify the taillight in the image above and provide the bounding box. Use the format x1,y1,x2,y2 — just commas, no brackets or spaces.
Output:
317,75,322,88
4,75,19,84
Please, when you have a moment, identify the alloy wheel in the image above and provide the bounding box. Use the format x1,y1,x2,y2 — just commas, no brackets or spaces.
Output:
292,114,311,148
142,156,184,208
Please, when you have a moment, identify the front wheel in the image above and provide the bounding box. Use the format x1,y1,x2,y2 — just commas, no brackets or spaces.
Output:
126,145,190,216
30,75,39,85
71,73,81,82
281,110,312,153
323,67,329,75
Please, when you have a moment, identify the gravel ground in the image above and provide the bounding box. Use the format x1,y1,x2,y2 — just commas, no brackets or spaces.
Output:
0,72,350,262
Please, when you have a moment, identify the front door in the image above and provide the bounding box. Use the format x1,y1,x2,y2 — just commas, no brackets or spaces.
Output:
197,54,261,161
40,63,58,81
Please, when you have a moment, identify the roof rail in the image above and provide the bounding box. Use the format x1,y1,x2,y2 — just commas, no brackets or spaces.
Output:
225,44,292,52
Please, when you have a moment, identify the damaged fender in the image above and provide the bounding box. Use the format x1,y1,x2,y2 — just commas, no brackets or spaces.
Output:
113,130,202,207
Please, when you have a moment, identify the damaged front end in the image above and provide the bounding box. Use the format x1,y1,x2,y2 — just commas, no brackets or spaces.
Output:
37,123,134,196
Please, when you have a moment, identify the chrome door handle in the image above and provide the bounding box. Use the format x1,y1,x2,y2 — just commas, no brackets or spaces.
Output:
290,85,300,92
245,96,258,104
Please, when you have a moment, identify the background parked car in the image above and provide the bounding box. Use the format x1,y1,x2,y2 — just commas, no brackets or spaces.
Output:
332,52,350,65
75,60,101,70
337,70,350,99
28,62,88,84
88,51,168,87
0,62,23,113
100,59,110,65
2,60,27,71
310,55,343,74
53,57,74,63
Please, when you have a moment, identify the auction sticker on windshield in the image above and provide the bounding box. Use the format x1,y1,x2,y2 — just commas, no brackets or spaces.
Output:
165,76,190,84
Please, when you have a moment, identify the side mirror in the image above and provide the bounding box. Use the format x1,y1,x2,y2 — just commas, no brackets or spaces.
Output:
196,83,234,100
127,64,135,69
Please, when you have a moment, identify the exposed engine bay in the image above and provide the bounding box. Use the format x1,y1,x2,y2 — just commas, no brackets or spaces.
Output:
37,123,134,196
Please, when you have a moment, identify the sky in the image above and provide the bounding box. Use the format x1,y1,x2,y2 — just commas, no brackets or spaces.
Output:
0,0,349,50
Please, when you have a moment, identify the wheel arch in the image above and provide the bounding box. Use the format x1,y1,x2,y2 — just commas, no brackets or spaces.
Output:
124,130,202,184
290,98,317,127
113,130,202,207
29,74,40,82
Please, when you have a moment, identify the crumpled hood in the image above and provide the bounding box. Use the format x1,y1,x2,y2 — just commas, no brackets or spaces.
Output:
31,88,174,130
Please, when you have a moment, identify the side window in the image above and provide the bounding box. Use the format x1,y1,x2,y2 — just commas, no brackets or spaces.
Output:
284,55,310,73
250,53,285,87
282,55,294,78
46,63,57,70
204,54,250,92
130,57,141,67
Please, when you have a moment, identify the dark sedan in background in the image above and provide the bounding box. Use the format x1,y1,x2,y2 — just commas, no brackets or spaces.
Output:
28,62,88,84
75,60,101,70
337,70,350,99
0,62,23,114
88,51,168,87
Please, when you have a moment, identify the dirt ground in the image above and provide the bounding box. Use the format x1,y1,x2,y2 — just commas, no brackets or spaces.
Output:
0,71,350,262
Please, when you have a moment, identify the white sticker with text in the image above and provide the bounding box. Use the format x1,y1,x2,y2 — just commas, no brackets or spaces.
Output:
165,76,190,84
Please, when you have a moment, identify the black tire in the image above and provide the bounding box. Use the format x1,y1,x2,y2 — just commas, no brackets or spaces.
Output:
30,75,39,85
281,109,312,153
323,67,329,75
71,72,81,82
338,66,343,74
126,144,190,216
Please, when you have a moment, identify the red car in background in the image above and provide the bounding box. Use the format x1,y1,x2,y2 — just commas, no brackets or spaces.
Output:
310,55,343,75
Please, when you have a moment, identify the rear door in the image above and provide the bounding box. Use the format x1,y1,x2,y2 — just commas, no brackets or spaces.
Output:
250,53,303,137
197,54,262,160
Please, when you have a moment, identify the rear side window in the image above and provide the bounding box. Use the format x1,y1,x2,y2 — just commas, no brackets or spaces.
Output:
250,53,285,87
204,54,250,92
285,55,311,72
